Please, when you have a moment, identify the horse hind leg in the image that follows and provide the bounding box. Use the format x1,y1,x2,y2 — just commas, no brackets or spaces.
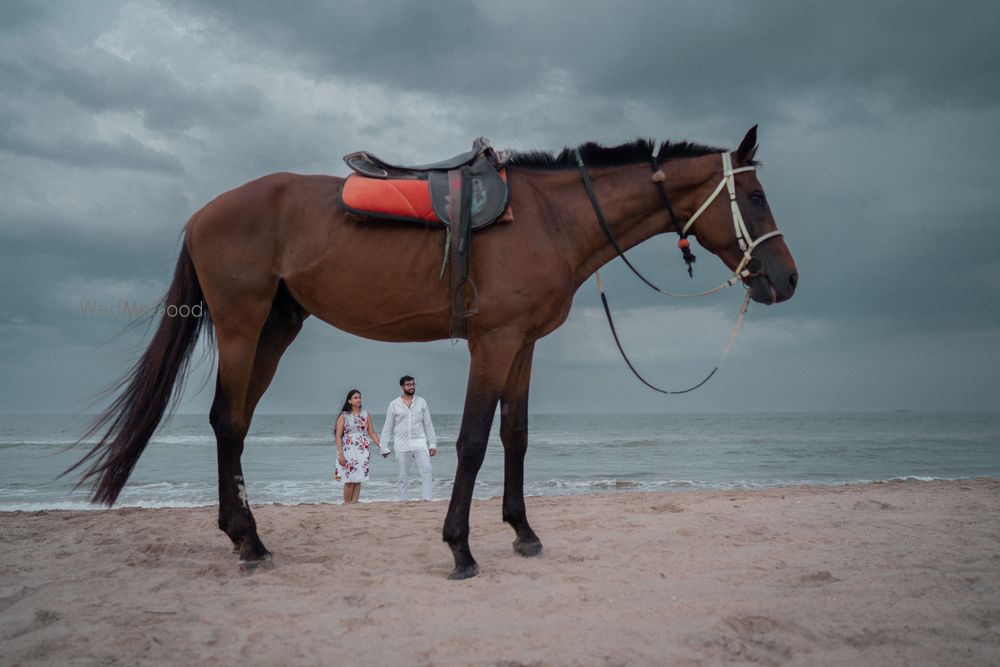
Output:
500,343,542,557
211,283,305,569
211,332,266,567
244,283,307,418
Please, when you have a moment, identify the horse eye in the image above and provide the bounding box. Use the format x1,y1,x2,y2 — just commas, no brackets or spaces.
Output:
749,191,766,207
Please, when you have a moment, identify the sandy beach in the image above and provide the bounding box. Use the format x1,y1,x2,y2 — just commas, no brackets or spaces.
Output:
2,479,998,666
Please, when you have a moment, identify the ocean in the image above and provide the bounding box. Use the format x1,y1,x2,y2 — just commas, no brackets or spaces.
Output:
1,412,998,511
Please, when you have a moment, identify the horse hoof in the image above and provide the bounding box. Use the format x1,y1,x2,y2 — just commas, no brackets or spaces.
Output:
447,563,479,580
513,538,543,557
239,554,274,574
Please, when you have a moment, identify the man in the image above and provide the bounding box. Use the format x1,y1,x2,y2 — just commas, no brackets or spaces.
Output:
379,375,438,501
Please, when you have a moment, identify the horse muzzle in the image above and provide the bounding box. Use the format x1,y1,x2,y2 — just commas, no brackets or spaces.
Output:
745,266,797,304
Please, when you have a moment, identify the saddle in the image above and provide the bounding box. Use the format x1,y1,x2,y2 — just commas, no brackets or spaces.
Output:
340,137,510,229
339,138,511,338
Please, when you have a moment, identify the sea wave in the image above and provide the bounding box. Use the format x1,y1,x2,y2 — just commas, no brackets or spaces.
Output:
1,475,983,512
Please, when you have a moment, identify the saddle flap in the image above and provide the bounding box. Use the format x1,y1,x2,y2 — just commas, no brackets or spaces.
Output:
429,156,509,230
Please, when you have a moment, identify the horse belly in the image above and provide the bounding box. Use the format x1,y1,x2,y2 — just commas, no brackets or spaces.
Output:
282,233,455,343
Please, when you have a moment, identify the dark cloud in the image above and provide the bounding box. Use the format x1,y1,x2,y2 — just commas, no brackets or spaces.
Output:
1,45,264,135
177,1,1000,124
1,0,998,414
0,124,184,173
179,0,517,94
0,0,46,33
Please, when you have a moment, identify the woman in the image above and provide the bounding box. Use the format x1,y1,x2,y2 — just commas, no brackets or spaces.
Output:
334,389,382,503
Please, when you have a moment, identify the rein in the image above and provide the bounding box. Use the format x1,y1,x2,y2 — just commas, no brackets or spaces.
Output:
575,149,782,393
594,273,751,394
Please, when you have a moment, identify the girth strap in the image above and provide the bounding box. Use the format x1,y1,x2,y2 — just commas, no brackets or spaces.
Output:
449,166,478,338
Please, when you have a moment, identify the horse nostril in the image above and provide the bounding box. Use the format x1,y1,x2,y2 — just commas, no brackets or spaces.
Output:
789,272,798,288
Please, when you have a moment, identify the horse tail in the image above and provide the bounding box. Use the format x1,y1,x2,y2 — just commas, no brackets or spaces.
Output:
65,243,213,506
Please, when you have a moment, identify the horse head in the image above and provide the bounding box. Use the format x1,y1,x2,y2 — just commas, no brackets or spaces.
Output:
684,126,798,305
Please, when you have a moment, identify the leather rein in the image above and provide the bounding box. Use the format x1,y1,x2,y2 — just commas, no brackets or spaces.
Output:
574,150,783,394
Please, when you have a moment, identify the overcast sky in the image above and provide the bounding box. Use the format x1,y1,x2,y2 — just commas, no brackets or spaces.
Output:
1,1,997,416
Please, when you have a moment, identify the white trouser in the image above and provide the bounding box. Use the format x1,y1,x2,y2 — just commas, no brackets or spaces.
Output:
396,448,433,501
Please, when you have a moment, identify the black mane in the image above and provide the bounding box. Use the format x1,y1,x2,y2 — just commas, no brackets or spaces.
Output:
507,138,729,169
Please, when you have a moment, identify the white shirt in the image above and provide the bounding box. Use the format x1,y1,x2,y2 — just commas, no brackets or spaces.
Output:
379,395,438,454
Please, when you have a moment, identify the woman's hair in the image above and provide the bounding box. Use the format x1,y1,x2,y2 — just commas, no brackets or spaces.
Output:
340,389,361,414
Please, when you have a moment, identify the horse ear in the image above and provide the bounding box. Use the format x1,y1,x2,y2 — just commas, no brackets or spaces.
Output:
737,125,758,163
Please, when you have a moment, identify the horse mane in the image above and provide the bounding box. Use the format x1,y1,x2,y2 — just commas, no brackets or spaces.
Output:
507,138,732,169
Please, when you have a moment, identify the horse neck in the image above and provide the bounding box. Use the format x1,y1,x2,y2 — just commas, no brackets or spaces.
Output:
558,159,715,287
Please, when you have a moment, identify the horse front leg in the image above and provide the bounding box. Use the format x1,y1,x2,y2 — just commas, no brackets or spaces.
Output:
501,342,542,557
443,332,522,580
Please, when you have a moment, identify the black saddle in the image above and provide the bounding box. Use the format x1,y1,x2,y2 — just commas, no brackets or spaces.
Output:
344,137,506,179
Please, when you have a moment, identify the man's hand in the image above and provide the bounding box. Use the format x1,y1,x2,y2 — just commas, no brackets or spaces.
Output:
429,448,437,457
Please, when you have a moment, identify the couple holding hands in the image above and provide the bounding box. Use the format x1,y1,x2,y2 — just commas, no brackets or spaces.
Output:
334,375,437,504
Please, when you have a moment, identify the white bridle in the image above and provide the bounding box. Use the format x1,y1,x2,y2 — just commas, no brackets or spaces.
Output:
585,148,786,393
680,151,783,286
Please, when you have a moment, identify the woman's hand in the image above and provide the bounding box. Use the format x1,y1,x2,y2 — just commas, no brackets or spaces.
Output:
338,451,347,467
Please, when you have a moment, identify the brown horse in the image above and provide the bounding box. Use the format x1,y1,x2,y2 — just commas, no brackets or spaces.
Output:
70,126,796,579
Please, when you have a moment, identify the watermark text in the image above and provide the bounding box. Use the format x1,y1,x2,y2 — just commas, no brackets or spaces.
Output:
79,300,205,318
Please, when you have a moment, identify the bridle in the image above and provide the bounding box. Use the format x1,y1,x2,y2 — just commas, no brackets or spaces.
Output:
576,150,783,298
677,151,783,286
575,149,783,393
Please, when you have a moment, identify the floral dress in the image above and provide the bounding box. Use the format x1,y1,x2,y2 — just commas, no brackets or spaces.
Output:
334,410,373,483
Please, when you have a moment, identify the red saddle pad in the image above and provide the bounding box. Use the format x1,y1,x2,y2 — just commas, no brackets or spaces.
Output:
340,175,439,224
